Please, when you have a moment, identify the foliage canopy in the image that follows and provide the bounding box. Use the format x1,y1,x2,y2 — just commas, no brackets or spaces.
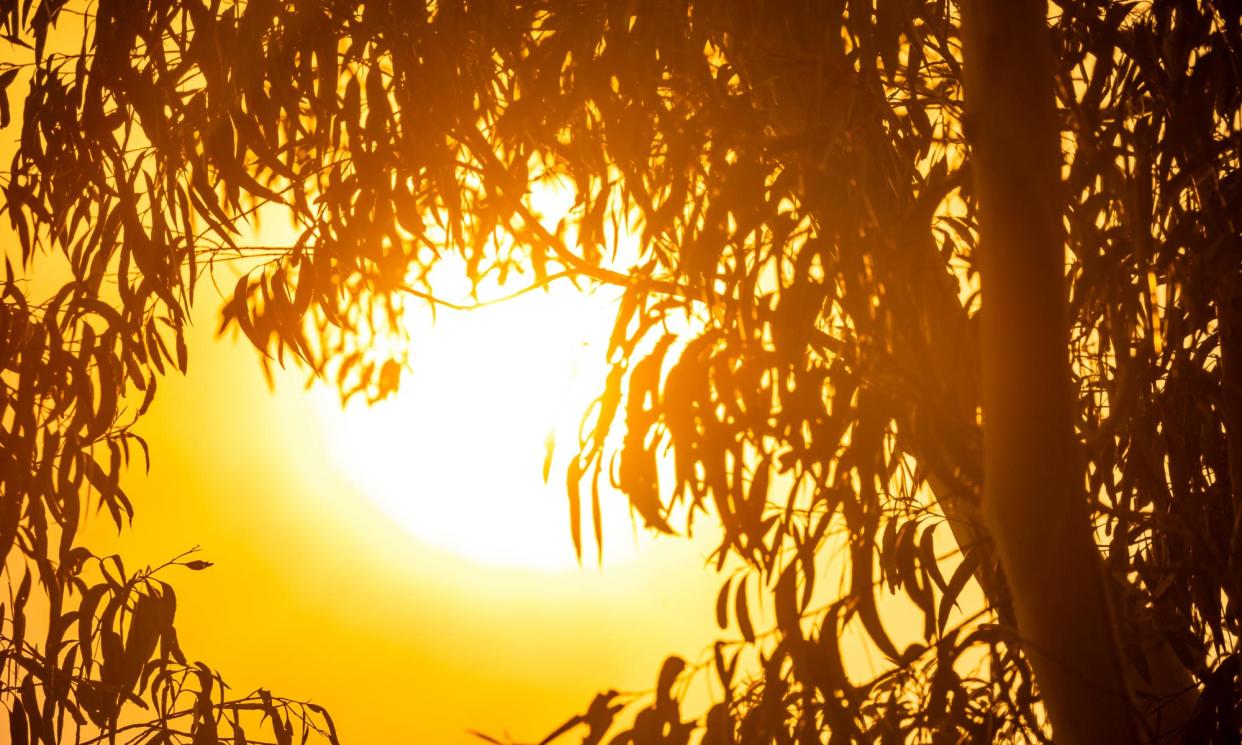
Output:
1,0,1240,742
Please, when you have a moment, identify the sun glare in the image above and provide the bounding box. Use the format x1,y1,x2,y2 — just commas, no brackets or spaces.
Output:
313,184,651,571
314,282,647,570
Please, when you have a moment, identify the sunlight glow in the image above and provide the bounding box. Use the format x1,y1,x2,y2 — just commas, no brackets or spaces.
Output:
314,281,648,570
314,181,650,571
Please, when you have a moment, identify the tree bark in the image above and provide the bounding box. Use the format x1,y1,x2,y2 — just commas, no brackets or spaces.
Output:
959,1,1142,743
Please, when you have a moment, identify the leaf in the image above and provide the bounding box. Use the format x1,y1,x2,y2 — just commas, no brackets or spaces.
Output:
0,66,18,128
11,570,31,650
78,584,110,674
304,703,340,745
566,457,584,561
713,642,735,692
851,541,899,660
715,576,732,630
541,429,555,483
655,656,685,702
735,576,755,643
939,546,981,633
590,469,604,566
122,593,163,693
919,523,946,591
815,605,853,697
9,698,28,745
774,563,800,640
175,323,188,374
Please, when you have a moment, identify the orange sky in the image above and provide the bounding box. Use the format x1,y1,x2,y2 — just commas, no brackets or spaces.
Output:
81,296,730,744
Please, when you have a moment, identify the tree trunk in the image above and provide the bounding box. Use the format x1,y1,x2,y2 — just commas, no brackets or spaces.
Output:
959,1,1142,743
718,0,1013,624
1222,274,1242,590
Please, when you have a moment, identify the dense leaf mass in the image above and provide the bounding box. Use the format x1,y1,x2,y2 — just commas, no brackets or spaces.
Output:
0,0,1240,742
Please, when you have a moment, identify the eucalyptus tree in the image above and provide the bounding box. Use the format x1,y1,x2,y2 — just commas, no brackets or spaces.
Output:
1,0,1239,743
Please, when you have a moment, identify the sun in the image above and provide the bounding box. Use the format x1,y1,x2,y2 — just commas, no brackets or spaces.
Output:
312,279,648,571
307,172,665,572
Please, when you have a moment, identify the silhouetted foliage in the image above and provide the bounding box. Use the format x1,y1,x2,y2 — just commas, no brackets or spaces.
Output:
2,0,1240,742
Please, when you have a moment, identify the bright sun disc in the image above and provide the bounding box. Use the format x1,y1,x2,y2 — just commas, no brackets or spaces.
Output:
314,279,645,571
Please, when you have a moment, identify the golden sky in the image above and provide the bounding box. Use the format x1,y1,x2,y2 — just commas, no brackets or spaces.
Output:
81,290,729,744
2,40,731,729
0,23,732,729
